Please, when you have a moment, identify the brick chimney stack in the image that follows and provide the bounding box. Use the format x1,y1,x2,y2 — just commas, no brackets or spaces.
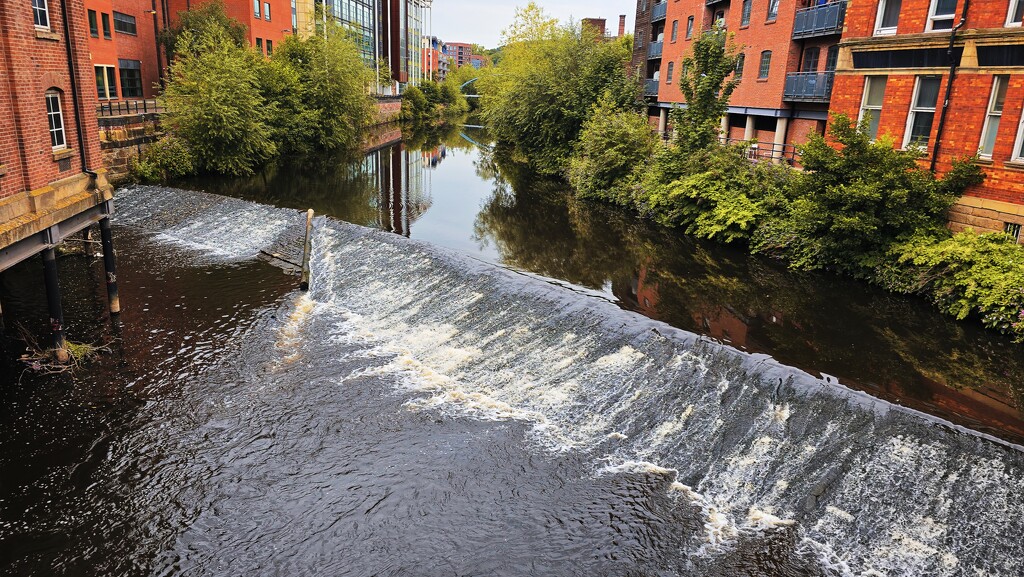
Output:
618,15,626,37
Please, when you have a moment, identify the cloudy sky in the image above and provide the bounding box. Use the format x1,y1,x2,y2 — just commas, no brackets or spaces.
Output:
429,1,635,49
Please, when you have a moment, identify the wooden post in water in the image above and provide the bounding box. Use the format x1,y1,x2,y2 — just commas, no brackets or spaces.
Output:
99,217,120,314
42,248,69,363
300,209,314,291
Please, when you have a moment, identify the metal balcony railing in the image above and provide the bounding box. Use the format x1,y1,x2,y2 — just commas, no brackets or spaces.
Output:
793,1,847,39
724,138,800,164
783,71,834,102
651,2,667,22
644,80,659,96
648,41,663,59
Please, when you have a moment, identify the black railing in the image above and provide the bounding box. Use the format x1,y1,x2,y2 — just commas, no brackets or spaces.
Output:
648,41,663,59
96,99,164,117
783,71,834,102
651,2,668,21
723,138,800,164
644,79,659,96
793,1,847,39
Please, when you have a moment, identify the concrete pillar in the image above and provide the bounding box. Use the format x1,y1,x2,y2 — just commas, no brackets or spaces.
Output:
773,117,790,162
99,218,120,314
744,115,756,141
42,248,69,363
720,115,729,144
659,108,669,136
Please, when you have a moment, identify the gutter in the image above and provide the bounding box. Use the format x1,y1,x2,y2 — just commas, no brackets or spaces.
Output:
59,0,90,174
930,0,970,172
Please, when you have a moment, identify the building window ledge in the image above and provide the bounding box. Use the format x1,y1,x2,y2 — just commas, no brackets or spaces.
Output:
975,157,995,166
52,148,75,161
0,164,6,176
35,29,61,41
1002,160,1024,171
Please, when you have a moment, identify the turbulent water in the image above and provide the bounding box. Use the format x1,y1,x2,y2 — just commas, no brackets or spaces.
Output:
3,185,1023,576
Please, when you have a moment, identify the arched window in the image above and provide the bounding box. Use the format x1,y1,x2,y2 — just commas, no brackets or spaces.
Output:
666,61,675,84
758,51,772,79
45,90,67,150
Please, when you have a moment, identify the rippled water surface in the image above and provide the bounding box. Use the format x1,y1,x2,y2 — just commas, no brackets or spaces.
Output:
1,130,1023,577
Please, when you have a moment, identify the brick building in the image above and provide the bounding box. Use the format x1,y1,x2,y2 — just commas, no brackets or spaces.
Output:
636,0,846,161
831,0,1024,241
423,36,449,81
84,0,165,101
446,42,474,68
166,0,292,57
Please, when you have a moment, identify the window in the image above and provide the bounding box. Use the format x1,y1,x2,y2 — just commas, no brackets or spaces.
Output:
875,0,902,35
714,9,725,24
666,61,675,84
118,59,143,98
802,47,820,72
101,12,111,39
46,91,66,149
979,76,1008,157
256,38,263,52
686,16,694,39
759,50,772,78
32,0,49,28
904,76,941,149
1009,0,1024,26
858,76,887,141
767,0,779,21
266,39,273,54
927,0,957,31
741,0,752,26
88,10,98,37
95,65,117,99
264,2,271,20
671,20,678,42
1006,222,1022,241
735,53,745,79
825,45,839,72
113,12,136,35
254,0,261,18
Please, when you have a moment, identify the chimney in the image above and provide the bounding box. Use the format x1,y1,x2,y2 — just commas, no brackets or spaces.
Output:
618,15,626,37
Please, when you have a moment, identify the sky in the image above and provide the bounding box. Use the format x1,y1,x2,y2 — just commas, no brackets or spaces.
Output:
428,1,635,49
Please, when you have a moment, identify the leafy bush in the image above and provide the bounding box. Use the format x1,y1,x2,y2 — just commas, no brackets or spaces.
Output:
159,0,247,57
751,114,984,275
670,21,740,153
400,86,430,123
129,135,196,183
567,93,657,205
893,231,1024,340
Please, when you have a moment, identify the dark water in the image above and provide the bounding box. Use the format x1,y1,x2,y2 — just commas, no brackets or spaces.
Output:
1,130,1023,577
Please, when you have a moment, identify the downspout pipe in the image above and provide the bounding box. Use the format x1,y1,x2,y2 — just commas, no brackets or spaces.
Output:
930,0,970,172
59,0,91,175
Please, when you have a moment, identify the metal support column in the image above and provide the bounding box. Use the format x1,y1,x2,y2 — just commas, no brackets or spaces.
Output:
99,217,120,314
42,248,69,363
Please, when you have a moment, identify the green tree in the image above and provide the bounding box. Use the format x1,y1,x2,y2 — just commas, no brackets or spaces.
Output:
160,0,247,57
670,21,740,153
751,114,984,275
161,26,278,176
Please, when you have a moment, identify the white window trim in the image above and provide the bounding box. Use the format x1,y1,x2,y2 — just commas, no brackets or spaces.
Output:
46,91,67,151
1011,106,1024,162
1007,0,1024,27
903,76,939,150
874,0,898,36
925,0,957,32
95,65,117,100
858,76,886,142
33,0,50,30
978,76,1007,159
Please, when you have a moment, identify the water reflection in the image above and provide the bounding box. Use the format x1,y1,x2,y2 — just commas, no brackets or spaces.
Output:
184,122,1024,444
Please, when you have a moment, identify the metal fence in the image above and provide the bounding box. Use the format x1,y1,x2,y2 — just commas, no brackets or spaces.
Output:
644,80,660,97
793,1,847,39
96,99,164,117
651,2,668,21
723,138,800,165
783,71,835,102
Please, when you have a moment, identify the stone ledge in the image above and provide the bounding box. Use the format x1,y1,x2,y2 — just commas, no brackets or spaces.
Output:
35,29,61,41
0,164,6,177
956,195,1024,216
52,148,75,161
0,172,113,251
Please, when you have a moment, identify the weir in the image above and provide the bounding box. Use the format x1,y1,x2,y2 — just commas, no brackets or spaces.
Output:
112,185,1024,577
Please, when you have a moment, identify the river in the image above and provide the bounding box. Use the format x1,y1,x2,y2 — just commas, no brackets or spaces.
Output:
1,125,1022,576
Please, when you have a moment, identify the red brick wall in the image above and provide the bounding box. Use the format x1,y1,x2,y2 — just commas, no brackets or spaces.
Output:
845,0,1020,37
113,0,165,98
0,0,103,199
166,0,291,54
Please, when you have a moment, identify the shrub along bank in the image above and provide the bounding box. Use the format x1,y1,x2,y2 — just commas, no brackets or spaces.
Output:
477,9,1022,341
399,73,471,126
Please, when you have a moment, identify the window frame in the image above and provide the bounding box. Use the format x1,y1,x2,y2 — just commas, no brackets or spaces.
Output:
1008,0,1024,26
767,0,779,21
874,0,901,36
979,75,1008,158
926,0,957,32
858,76,887,142
802,47,820,72
741,0,752,26
32,0,50,29
101,12,112,39
113,11,137,35
666,61,675,84
1011,90,1024,162
45,91,67,150
88,9,99,37
903,75,941,150
254,0,261,19
1006,222,1022,242
671,20,678,42
735,53,745,79
266,39,273,55
758,50,772,79
256,37,263,52
118,59,143,98
685,16,694,39
95,65,118,100
264,2,271,21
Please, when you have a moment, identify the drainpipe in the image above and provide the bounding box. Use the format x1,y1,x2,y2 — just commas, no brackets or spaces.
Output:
930,0,970,172
152,0,164,87
59,0,91,175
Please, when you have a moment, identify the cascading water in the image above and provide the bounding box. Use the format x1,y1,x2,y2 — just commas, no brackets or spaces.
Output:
55,186,1024,576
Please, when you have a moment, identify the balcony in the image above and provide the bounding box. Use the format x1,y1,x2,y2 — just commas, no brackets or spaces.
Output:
648,41,663,59
644,79,659,97
651,2,667,22
706,0,729,5
783,71,834,102
792,1,847,39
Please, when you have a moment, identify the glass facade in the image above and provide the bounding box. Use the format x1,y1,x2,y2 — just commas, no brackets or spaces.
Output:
320,0,377,63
